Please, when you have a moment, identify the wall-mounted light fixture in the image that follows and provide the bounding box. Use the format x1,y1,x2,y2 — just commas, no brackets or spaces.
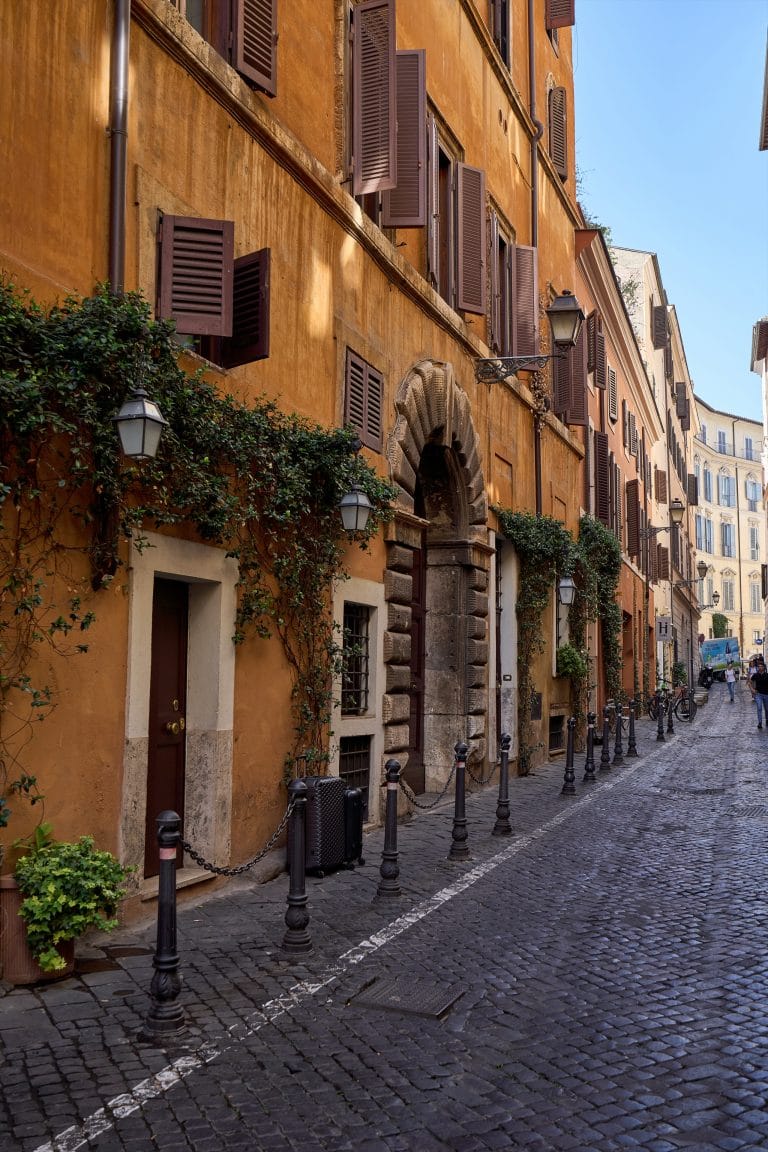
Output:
114,387,167,461
474,290,585,383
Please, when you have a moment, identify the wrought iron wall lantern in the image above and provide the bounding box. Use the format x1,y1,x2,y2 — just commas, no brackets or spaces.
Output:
641,497,685,537
557,574,577,606
338,438,373,533
114,387,168,461
474,289,585,383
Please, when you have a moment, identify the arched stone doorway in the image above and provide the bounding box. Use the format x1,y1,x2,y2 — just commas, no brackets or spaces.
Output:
384,360,491,791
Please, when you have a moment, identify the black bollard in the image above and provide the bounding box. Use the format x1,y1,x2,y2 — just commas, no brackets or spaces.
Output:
666,692,675,735
627,699,639,757
448,742,470,861
281,779,313,957
599,707,612,771
561,717,577,794
140,811,185,1043
583,711,597,782
377,759,402,897
656,692,665,742
492,733,512,836
612,703,625,766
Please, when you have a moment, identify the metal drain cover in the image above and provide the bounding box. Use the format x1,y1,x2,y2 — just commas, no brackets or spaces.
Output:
727,805,768,819
351,976,465,1018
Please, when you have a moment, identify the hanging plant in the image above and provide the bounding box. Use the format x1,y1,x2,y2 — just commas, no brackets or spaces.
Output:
0,280,396,800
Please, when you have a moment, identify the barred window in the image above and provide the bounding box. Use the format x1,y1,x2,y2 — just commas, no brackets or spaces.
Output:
341,602,371,715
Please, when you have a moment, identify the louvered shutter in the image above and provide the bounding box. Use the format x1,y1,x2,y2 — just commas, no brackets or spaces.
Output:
607,367,618,422
553,348,571,421
681,397,691,432
158,215,234,337
595,326,606,388
613,461,622,541
649,536,658,583
567,323,588,426
546,0,575,29
622,399,629,448
548,86,567,180
222,248,270,368
488,211,501,353
658,546,670,581
655,467,668,504
345,351,383,452
664,340,673,380
595,431,610,525
234,0,277,96
687,474,698,506
512,244,539,356
675,382,686,418
352,0,397,196
626,479,640,558
652,304,667,350
457,164,486,314
587,311,597,372
427,113,440,287
762,564,768,600
629,413,638,456
382,50,426,227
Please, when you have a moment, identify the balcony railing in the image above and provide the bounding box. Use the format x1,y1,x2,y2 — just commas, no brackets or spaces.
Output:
693,433,761,462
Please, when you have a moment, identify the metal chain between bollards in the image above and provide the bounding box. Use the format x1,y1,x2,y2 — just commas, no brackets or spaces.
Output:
465,757,499,787
180,799,295,876
396,759,457,809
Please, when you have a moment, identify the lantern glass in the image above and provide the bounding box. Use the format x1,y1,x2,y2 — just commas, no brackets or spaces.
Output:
339,486,373,533
669,497,685,525
557,574,577,606
546,290,585,349
114,389,167,461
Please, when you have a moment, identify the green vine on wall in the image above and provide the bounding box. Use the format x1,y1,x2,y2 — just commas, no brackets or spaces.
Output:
576,515,623,704
494,509,576,775
0,281,395,803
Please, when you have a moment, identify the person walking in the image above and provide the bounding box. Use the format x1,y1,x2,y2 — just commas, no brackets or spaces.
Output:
725,662,736,703
750,657,768,728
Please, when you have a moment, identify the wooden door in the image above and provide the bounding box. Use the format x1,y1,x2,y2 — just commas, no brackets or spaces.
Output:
144,579,188,878
407,538,427,793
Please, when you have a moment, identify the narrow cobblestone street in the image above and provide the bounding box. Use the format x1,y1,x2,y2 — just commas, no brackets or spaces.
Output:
2,682,768,1152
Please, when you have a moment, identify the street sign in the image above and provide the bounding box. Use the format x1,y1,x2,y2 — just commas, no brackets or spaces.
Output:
655,616,672,641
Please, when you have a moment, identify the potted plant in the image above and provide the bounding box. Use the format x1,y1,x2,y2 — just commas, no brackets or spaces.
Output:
0,833,131,984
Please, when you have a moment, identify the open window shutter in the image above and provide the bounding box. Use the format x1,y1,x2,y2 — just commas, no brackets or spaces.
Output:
649,537,658,582
345,351,383,452
664,340,673,380
511,244,539,356
567,323,588,426
681,397,691,432
595,325,606,388
658,545,670,581
629,413,638,456
595,431,610,525
552,349,571,421
687,474,698,506
675,381,686,418
762,564,768,600
457,164,486,314
614,462,622,540
622,399,629,448
548,86,567,180
488,211,501,353
652,304,667,349
234,0,277,96
382,50,426,227
158,215,234,337
546,0,575,29
626,478,640,557
586,311,597,372
427,113,440,287
222,248,270,368
607,366,618,422
655,467,668,503
352,0,397,196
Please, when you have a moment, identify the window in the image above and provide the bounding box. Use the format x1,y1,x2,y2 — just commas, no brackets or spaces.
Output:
704,518,713,554
718,472,735,507
721,522,735,558
338,736,370,820
695,514,703,550
751,581,762,614
488,217,539,359
745,435,754,460
341,602,371,715
717,430,727,454
174,0,278,95
703,464,712,503
755,630,763,644
706,576,713,605
427,117,486,314
345,350,383,452
722,579,735,612
746,476,761,512
699,422,707,444
488,0,510,66
156,215,270,367
750,524,760,561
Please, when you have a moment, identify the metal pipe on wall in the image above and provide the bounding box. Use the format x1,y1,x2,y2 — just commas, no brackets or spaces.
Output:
109,0,130,295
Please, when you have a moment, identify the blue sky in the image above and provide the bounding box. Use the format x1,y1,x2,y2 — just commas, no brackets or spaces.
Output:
573,0,768,423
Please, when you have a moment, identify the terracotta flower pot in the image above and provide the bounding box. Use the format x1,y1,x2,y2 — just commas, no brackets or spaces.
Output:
0,875,75,985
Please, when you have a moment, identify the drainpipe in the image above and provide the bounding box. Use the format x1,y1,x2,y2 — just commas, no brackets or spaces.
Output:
528,0,545,514
733,416,745,654
109,0,130,295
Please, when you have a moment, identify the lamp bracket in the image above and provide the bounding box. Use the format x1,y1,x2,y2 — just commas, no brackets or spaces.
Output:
474,353,564,383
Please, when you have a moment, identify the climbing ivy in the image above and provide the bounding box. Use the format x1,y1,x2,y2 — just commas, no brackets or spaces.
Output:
0,280,395,801
576,515,623,704
494,509,576,775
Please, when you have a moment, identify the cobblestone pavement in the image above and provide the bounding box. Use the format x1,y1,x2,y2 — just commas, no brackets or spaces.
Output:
2,682,768,1151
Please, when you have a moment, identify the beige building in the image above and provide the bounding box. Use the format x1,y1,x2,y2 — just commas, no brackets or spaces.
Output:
693,397,765,665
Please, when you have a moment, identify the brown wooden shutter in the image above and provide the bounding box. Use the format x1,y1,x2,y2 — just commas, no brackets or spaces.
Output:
675,382,686,418
681,397,691,432
457,164,486,314
488,211,501,353
607,366,618,422
546,0,575,29
427,113,440,288
234,0,277,96
345,350,383,452
762,563,768,600
512,244,539,356
687,473,699,506
221,248,270,368
586,311,597,372
382,50,426,227
567,323,588,426
664,340,673,380
595,431,610,525
614,461,622,541
629,413,638,456
158,215,234,337
548,86,567,180
658,545,670,581
595,326,606,388
352,0,397,196
626,478,640,558
553,348,571,421
655,467,668,503
622,399,629,448
652,304,667,349
649,536,658,583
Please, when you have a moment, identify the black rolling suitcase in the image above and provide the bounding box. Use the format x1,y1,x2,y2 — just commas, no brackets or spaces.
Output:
303,775,346,875
343,787,365,867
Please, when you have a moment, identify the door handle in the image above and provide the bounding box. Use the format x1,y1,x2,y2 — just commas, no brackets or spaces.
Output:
165,720,180,736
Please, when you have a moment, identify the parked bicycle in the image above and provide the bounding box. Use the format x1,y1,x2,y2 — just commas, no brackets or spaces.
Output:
642,681,696,723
